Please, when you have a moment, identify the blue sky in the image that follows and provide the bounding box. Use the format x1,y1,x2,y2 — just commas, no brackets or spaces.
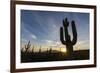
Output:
21,10,89,52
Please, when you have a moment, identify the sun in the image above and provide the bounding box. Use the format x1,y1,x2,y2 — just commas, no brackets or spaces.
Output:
61,48,67,53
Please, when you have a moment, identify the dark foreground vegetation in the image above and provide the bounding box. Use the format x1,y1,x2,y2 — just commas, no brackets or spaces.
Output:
21,50,89,63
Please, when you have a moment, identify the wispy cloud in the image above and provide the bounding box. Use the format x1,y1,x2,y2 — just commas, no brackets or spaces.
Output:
74,40,89,50
21,38,27,42
31,34,37,39
21,22,38,40
45,40,62,47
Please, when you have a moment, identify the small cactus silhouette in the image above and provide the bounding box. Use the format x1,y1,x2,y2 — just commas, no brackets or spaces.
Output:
25,41,31,52
32,45,34,53
60,17,77,56
39,46,41,53
49,47,52,53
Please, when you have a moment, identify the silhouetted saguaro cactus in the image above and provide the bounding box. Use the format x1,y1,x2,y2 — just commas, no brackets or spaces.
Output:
32,45,34,53
49,47,52,53
39,46,41,53
25,41,31,52
60,17,77,56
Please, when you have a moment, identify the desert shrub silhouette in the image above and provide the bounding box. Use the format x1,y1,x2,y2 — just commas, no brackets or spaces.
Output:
25,41,31,52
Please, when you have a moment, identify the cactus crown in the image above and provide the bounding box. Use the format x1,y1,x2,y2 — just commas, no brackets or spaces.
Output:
63,18,69,27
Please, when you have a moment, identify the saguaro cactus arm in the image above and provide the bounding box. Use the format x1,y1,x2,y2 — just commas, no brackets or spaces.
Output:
63,18,69,27
60,27,66,45
71,21,77,45
63,18,70,41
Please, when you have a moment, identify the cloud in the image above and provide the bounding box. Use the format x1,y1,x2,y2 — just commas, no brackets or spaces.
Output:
31,34,37,39
77,40,89,45
74,40,89,50
25,28,37,40
21,38,27,42
45,40,62,47
21,22,37,40
45,40,53,44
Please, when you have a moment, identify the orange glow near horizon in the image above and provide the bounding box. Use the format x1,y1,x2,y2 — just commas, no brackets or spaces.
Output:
61,48,67,53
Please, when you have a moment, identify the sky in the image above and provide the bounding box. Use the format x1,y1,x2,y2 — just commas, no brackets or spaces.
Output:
21,10,90,52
